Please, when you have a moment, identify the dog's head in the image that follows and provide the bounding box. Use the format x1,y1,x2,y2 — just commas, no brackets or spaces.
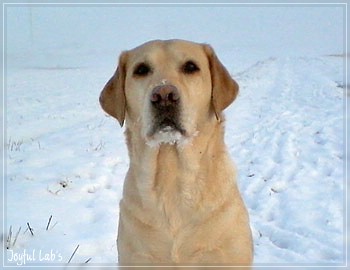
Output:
100,40,238,145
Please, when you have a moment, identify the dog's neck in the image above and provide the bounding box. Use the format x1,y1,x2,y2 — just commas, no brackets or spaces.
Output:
123,116,235,234
123,116,235,230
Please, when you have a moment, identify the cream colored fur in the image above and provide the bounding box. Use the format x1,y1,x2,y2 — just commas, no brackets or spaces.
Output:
100,40,253,267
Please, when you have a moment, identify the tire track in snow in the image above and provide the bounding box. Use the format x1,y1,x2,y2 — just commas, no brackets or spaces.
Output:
227,56,344,264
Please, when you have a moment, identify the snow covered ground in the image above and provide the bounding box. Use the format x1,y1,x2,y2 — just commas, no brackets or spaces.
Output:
2,3,347,269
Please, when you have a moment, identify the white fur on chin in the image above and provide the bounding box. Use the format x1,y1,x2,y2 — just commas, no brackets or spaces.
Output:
146,127,198,148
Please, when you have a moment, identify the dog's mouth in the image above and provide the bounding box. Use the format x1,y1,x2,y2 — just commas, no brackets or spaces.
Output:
148,115,186,137
157,118,186,134
145,111,188,146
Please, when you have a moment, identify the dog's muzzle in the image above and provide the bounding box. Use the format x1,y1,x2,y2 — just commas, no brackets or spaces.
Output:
148,84,186,136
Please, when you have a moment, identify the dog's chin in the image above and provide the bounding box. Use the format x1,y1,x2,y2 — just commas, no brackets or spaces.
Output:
145,123,194,148
147,127,183,146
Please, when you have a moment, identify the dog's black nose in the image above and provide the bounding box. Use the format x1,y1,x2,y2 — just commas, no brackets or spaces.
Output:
151,85,180,107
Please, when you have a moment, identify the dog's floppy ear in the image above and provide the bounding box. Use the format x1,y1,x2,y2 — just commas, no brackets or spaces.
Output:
203,44,239,120
99,52,128,127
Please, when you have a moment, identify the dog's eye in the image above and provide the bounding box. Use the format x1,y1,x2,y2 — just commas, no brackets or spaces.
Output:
182,61,200,74
133,63,151,76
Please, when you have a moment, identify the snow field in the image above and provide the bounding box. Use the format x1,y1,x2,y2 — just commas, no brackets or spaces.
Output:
226,56,344,264
5,66,128,265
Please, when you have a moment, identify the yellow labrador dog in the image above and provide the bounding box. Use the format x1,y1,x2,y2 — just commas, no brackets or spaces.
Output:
100,39,253,266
